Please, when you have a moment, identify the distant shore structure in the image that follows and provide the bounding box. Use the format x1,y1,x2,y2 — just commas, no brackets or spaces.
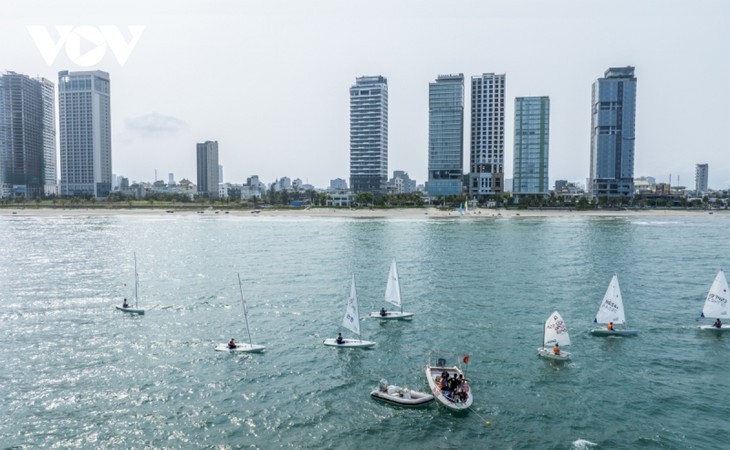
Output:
350,76,388,195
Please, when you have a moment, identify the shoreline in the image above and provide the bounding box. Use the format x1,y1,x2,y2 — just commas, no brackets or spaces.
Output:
1,206,727,219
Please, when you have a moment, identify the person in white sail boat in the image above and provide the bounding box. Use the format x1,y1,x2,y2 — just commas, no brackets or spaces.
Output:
122,298,129,308
607,321,615,331
553,342,560,355
228,338,236,349
336,333,344,344
380,307,386,317
713,318,722,329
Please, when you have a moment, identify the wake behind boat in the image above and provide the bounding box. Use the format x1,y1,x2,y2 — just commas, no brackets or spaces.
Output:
538,311,571,361
369,258,413,320
370,379,434,408
424,353,473,411
698,270,730,332
116,253,145,315
324,274,376,348
590,274,638,337
215,273,266,353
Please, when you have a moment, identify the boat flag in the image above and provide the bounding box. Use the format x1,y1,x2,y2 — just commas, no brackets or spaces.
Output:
463,354,469,364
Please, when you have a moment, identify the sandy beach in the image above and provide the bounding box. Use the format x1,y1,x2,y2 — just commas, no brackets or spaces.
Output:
1,206,726,219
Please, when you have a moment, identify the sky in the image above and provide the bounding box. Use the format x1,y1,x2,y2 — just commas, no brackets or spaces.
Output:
3,0,730,190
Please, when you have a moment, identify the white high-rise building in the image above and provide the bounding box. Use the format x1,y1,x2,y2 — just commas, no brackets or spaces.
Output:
469,73,506,199
695,163,709,193
58,70,112,198
350,76,388,194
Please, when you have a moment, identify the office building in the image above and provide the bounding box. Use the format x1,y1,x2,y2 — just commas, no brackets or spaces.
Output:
589,66,637,199
0,71,56,198
469,73,506,199
695,163,708,193
513,96,550,201
427,74,464,197
58,70,112,198
350,76,388,194
196,140,219,198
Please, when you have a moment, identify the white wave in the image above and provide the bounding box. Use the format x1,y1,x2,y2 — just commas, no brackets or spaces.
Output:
571,439,598,449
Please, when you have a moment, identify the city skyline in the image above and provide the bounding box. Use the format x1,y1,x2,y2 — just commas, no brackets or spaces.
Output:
2,1,730,190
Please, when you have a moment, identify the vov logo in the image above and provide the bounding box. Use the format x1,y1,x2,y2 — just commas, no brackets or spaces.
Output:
27,25,145,67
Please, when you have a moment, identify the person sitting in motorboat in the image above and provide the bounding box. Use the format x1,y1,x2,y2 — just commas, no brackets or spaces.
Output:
458,378,470,402
553,342,560,355
713,318,722,329
607,321,615,331
122,298,129,308
336,332,344,344
380,307,386,317
228,338,236,349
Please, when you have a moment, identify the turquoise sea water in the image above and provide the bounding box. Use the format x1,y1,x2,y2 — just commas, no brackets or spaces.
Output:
1,212,729,449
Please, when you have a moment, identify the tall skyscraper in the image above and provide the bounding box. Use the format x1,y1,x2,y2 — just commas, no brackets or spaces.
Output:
350,76,388,195
58,70,112,198
513,96,550,201
695,163,709,193
469,73,506,199
589,66,637,200
427,74,464,197
196,140,219,198
0,71,56,198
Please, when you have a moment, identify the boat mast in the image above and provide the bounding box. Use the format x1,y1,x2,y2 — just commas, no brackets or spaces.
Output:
395,258,403,314
238,273,254,347
134,252,139,308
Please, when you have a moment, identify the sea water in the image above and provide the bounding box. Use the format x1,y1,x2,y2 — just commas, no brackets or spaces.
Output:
1,212,729,449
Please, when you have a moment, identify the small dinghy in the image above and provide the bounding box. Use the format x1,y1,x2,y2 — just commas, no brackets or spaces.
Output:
369,259,414,320
538,311,572,361
698,270,730,332
370,379,434,407
215,273,266,353
323,274,376,348
589,274,638,337
116,253,145,315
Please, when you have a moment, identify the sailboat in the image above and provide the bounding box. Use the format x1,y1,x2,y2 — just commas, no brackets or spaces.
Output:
590,274,638,337
698,270,729,332
215,274,266,352
115,253,145,315
369,258,413,320
323,274,376,348
537,310,571,361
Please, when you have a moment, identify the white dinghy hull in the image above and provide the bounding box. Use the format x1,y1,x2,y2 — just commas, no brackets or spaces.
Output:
215,343,266,353
537,347,571,361
115,305,145,315
698,325,730,332
368,311,414,320
370,386,434,407
323,338,375,348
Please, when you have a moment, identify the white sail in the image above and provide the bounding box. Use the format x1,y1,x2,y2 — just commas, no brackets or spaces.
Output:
342,274,361,336
384,259,402,309
544,310,571,347
702,270,729,319
595,275,626,325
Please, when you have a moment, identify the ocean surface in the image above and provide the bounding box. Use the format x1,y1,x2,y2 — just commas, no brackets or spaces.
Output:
1,211,729,449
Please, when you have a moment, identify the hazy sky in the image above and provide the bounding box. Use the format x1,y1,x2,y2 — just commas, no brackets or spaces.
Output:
3,0,730,190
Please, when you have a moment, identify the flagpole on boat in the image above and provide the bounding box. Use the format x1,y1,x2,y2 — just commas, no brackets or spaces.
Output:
237,273,253,347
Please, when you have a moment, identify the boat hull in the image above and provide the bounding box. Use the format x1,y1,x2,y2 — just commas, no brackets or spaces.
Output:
537,347,571,361
370,386,434,407
590,328,638,337
425,363,473,411
215,343,266,353
323,338,376,348
115,305,145,315
368,311,414,320
698,325,730,332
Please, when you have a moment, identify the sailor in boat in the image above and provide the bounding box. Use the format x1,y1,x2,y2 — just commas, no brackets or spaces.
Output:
336,332,344,344
380,307,386,317
122,298,130,308
553,342,560,355
713,318,722,329
228,338,237,349
607,321,615,332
